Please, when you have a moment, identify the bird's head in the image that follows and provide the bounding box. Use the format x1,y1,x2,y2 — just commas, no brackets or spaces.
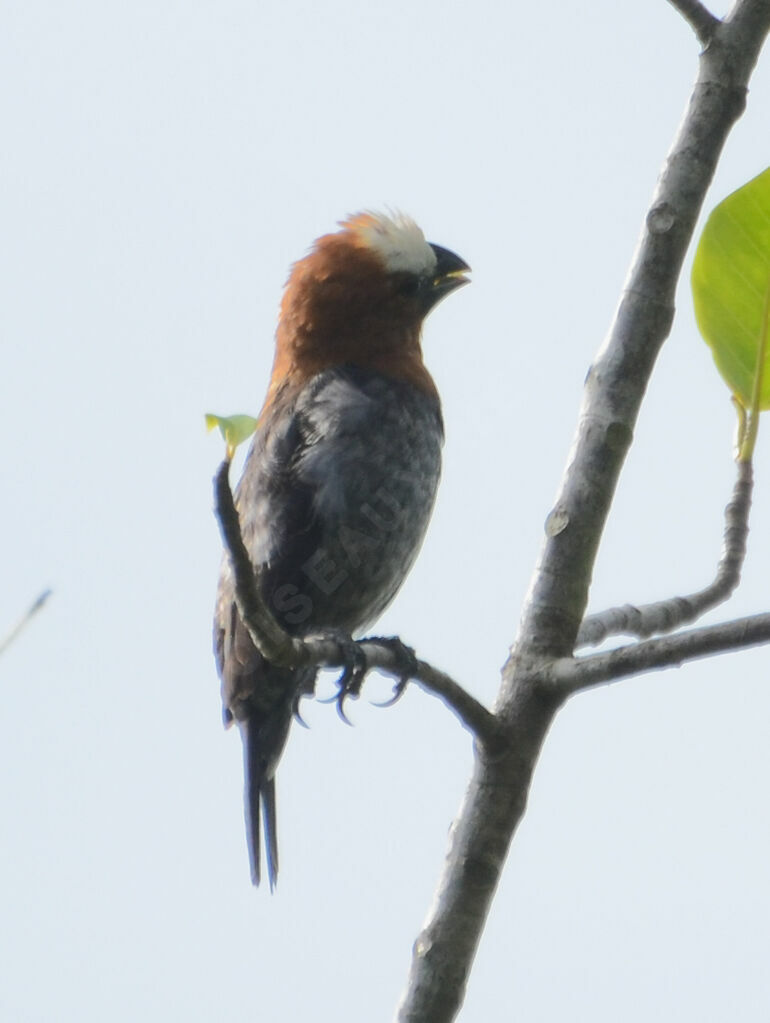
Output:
268,211,470,400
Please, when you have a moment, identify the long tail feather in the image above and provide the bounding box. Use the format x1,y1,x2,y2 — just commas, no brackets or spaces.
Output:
242,717,280,890
262,775,278,890
243,719,263,887
238,671,313,889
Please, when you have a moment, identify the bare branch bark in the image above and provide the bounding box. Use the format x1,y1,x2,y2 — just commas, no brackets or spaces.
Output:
214,459,496,742
577,459,752,647
214,459,306,664
550,611,770,694
667,0,721,43
375,650,499,742
395,4,770,1020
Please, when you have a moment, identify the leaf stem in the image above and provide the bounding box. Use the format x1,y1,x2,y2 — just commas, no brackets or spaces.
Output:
738,271,770,461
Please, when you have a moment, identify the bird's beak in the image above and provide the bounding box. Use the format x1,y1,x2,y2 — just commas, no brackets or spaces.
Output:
427,243,471,310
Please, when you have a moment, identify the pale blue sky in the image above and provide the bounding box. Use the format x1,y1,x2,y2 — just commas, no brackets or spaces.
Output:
3,2,770,1020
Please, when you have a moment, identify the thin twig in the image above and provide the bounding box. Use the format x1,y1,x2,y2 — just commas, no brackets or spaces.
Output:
365,646,499,744
214,460,496,742
214,459,304,665
0,589,52,657
577,459,752,647
667,0,721,44
549,610,770,694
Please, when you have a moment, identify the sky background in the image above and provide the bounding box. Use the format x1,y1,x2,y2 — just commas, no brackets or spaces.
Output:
3,2,770,1020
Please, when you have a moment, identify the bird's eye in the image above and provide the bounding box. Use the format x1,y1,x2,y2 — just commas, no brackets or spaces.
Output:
396,275,422,298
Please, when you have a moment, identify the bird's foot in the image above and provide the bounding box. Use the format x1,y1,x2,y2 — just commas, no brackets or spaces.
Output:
365,636,418,707
310,629,367,724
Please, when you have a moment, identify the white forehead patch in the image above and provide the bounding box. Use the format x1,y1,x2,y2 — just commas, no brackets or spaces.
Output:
342,211,438,275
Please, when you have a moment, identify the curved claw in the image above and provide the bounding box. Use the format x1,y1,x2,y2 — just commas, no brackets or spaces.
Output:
305,629,371,721
292,689,312,728
371,678,409,709
336,689,355,726
293,704,312,729
334,648,369,724
361,636,417,709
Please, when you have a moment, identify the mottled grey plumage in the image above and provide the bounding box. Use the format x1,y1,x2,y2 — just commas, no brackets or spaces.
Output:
214,367,443,887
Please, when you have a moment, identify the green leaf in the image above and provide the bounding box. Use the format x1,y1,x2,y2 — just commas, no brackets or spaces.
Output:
205,413,258,457
692,167,770,410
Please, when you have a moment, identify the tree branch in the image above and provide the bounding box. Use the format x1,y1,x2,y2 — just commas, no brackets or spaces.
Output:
395,5,770,1020
214,459,496,743
0,589,52,657
549,611,770,694
214,458,307,665
667,0,721,44
577,458,752,647
364,646,499,743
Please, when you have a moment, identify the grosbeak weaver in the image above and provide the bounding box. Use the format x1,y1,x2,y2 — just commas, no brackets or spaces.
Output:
214,211,469,887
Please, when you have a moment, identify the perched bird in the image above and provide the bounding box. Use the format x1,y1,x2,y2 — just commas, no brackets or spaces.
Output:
213,211,469,888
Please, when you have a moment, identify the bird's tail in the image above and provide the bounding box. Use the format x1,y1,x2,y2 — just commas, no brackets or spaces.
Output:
241,715,282,890
237,667,314,889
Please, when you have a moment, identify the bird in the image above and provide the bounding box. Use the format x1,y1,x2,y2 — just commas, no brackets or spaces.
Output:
213,210,470,888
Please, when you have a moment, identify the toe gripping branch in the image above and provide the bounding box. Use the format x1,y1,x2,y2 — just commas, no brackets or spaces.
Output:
366,637,419,708
315,633,417,723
